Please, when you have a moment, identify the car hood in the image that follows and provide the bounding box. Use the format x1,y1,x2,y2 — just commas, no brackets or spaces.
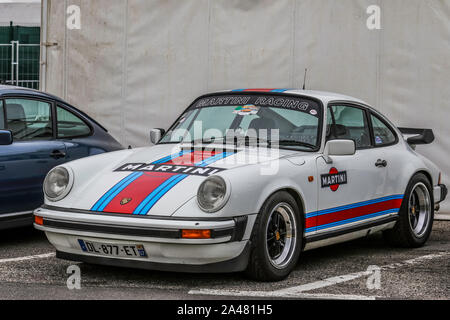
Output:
60,143,306,216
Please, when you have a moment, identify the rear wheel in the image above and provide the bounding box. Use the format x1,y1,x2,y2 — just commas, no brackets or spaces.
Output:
384,173,434,247
245,191,302,282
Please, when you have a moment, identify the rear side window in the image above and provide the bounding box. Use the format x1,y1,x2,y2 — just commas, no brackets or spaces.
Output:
4,98,53,141
57,106,92,138
327,105,371,149
371,114,396,146
0,101,4,129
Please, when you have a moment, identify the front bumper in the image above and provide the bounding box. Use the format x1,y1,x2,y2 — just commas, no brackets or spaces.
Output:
34,206,252,273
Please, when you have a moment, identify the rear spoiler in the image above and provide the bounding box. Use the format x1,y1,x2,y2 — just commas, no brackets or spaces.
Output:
398,127,435,145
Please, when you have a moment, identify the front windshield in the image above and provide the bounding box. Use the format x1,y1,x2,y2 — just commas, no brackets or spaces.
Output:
160,94,322,151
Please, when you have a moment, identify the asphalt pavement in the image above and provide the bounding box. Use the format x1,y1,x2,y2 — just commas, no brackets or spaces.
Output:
0,220,448,300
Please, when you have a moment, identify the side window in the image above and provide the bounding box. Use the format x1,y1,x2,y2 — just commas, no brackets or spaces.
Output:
328,105,371,149
370,114,396,146
5,98,53,141
56,106,92,138
0,100,4,129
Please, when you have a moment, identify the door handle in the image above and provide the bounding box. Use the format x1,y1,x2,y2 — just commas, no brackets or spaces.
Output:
50,150,66,159
375,159,387,168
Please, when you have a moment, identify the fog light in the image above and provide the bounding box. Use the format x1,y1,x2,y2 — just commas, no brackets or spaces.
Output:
181,229,211,239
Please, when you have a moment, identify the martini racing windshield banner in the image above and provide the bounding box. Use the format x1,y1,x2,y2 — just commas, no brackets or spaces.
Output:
192,95,321,118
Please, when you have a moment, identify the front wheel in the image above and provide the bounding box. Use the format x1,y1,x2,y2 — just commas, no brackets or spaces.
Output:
384,173,434,248
245,191,302,282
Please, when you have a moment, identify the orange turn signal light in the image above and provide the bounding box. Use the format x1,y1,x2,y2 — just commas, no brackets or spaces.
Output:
34,216,44,226
181,229,211,239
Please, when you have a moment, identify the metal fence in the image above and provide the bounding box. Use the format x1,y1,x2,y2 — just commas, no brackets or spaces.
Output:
0,41,40,90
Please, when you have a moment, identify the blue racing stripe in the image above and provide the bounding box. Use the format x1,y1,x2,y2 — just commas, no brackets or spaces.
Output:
305,195,404,219
305,209,399,233
196,152,235,167
137,175,189,215
133,174,182,215
152,150,193,164
91,151,193,212
95,172,144,212
136,152,236,215
92,172,142,211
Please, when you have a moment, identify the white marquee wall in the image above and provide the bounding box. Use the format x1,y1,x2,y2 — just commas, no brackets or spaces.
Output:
0,0,41,26
42,0,450,210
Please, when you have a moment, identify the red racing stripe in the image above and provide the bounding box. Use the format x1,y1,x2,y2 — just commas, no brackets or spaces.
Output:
165,150,217,166
305,199,403,229
103,172,177,214
101,150,219,214
243,88,276,92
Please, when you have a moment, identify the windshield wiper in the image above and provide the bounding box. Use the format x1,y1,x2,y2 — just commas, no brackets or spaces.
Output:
187,137,227,145
187,136,270,147
183,137,315,150
276,140,316,149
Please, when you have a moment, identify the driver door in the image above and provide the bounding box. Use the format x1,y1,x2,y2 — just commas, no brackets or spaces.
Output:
312,104,389,235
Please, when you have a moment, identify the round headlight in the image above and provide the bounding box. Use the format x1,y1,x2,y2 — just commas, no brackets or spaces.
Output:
197,176,229,213
43,167,72,201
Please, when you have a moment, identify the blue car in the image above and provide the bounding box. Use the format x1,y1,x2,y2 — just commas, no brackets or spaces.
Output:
0,85,123,229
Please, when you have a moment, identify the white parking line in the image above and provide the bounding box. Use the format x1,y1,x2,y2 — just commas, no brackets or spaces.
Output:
0,252,55,264
188,289,377,300
189,252,449,299
435,214,450,221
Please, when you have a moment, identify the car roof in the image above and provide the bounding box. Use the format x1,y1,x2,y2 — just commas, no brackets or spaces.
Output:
214,89,370,106
215,88,400,130
0,85,63,102
0,85,108,132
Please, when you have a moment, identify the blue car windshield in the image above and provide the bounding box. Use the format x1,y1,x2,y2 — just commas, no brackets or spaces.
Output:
160,94,322,151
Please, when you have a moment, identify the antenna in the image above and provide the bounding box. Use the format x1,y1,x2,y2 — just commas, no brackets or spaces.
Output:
302,68,308,90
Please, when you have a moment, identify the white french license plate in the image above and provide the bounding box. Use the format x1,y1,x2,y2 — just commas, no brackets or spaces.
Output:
78,239,147,258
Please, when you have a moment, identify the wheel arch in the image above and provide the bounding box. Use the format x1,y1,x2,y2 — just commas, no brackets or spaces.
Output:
259,187,307,247
414,170,433,186
407,170,435,203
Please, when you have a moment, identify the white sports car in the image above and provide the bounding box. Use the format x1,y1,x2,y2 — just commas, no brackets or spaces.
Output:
34,89,447,281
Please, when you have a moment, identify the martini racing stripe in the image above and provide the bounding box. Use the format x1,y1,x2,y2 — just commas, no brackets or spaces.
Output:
305,195,404,219
101,151,221,214
134,152,236,215
232,89,290,93
134,174,188,215
305,195,404,233
91,151,193,212
305,208,400,233
91,172,144,212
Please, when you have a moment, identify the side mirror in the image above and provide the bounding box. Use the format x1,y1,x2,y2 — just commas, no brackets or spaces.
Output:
323,139,355,163
150,128,165,145
0,130,13,146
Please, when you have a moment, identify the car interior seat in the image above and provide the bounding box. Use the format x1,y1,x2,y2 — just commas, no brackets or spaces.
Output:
5,103,27,138
328,124,349,139
248,117,276,138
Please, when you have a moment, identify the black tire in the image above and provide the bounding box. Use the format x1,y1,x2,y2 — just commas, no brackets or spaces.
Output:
245,191,302,282
383,173,434,248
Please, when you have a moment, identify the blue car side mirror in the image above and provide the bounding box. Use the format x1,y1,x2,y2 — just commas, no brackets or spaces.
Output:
0,130,13,146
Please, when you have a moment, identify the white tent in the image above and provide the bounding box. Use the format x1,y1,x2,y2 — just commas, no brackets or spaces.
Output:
0,0,41,26
41,0,450,211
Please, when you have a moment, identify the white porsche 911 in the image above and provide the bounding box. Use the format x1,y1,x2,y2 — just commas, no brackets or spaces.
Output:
34,89,447,281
